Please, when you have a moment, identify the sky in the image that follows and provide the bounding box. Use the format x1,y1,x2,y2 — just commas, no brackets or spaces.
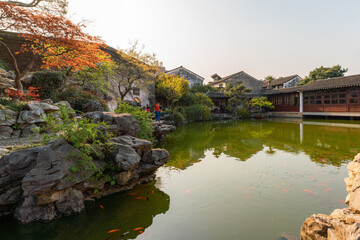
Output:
68,0,360,83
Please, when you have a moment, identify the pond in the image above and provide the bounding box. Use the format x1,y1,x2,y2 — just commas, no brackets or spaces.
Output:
1,119,360,240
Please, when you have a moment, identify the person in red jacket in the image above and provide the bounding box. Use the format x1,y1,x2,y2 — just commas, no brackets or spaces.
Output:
155,103,161,122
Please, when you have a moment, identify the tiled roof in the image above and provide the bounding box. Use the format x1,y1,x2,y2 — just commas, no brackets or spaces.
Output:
165,66,205,80
263,74,360,95
271,75,299,86
209,71,259,85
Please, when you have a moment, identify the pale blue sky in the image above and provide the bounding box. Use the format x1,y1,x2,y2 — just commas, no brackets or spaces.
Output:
69,0,360,82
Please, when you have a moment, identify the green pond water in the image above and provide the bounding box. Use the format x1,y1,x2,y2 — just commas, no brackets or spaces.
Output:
2,119,360,240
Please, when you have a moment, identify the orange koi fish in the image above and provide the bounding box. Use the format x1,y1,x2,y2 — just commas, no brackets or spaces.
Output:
133,227,144,231
303,189,316,195
282,188,289,192
248,188,256,191
325,188,332,192
100,205,105,210
108,229,120,233
139,231,144,234
136,197,144,200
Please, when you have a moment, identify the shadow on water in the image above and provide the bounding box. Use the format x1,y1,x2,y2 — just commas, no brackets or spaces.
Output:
157,119,360,170
0,181,169,240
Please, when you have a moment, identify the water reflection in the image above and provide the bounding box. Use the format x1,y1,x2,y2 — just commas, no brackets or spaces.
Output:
0,182,169,240
158,119,360,169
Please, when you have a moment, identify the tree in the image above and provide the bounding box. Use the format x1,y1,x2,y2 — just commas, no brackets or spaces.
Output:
0,0,68,16
225,82,251,112
264,75,275,89
299,65,348,85
73,61,116,95
155,73,189,108
114,41,160,100
193,92,214,108
250,97,274,112
0,2,110,91
190,83,219,93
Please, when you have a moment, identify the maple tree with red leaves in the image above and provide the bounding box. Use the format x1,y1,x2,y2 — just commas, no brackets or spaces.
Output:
0,1,111,92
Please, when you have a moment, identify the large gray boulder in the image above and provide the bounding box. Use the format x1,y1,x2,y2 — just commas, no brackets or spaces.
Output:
82,100,105,113
14,196,57,223
17,109,46,124
84,112,140,137
55,189,85,216
21,139,91,196
26,102,59,113
0,109,18,126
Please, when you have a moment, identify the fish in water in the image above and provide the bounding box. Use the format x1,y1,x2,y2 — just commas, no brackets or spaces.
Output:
303,189,316,195
136,197,145,200
325,188,332,192
133,227,144,231
100,205,105,210
108,229,120,233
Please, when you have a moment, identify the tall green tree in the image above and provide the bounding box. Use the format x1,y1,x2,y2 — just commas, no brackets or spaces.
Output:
299,65,348,85
225,82,251,112
155,73,189,108
115,41,160,100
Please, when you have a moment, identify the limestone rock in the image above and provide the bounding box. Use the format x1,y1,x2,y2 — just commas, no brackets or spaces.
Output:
0,126,12,139
0,147,40,187
114,144,141,171
21,139,90,196
17,109,46,124
26,102,59,113
301,153,360,239
21,124,39,138
152,122,176,143
54,101,72,109
0,109,18,126
113,135,152,157
14,196,57,223
84,112,140,137
55,189,85,216
82,100,105,113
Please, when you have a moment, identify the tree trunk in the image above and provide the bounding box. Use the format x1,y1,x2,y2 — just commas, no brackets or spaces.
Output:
0,40,23,91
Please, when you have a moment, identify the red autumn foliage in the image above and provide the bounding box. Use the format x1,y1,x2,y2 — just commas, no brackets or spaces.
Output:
7,86,41,101
0,2,111,74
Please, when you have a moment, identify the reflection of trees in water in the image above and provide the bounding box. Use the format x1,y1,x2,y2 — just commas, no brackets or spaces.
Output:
258,121,360,166
0,182,169,240
159,120,360,169
159,121,268,169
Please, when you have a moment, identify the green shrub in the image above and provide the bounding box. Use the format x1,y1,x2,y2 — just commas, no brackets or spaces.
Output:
163,108,172,115
185,104,212,121
171,111,185,125
54,86,108,112
42,105,110,177
237,108,250,118
115,101,154,142
190,83,219,93
193,92,214,107
32,71,66,99
179,93,194,106
0,98,26,111
174,106,186,115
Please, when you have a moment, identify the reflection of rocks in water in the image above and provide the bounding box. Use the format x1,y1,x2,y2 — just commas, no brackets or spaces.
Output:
0,181,170,240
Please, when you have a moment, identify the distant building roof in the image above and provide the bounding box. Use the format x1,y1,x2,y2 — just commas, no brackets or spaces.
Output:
263,74,360,95
271,75,299,86
165,66,205,80
262,75,300,88
209,71,258,86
